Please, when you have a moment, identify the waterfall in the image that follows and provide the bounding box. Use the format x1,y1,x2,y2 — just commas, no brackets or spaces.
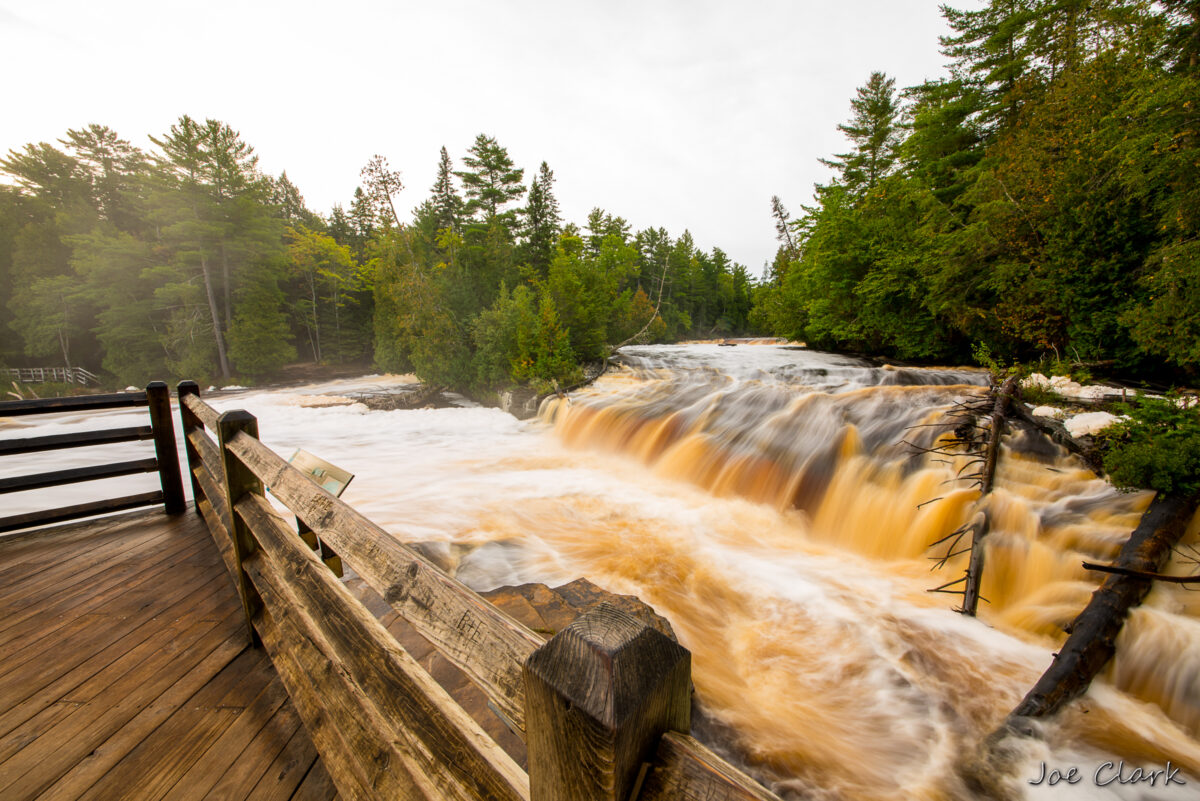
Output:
4,347,1198,799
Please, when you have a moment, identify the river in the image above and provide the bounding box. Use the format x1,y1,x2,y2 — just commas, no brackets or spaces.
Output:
3,343,1199,800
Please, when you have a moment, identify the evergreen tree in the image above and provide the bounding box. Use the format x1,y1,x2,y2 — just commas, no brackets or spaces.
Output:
429,146,464,234
360,155,404,229
770,195,797,258
522,161,560,276
820,72,903,196
456,134,525,224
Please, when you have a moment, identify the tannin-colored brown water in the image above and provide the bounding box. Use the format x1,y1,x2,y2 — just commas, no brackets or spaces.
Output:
530,345,1200,800
5,345,1198,799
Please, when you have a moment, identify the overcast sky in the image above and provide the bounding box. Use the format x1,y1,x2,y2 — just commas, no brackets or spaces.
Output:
0,1,973,276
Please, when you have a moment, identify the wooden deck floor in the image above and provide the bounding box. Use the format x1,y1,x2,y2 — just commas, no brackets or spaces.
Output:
0,508,337,801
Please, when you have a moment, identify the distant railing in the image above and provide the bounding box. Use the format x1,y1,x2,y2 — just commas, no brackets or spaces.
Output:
177,380,781,801
0,383,186,534
3,366,100,386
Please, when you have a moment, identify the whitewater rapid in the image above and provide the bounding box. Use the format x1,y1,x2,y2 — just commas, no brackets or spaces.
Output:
3,345,1198,800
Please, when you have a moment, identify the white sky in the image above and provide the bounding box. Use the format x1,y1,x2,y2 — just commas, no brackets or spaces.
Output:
0,1,971,276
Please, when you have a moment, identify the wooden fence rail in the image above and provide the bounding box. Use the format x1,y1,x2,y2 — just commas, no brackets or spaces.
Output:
176,382,781,801
2,366,99,386
0,382,185,534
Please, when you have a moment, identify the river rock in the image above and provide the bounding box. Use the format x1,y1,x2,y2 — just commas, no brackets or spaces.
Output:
1031,405,1066,419
1023,373,1052,390
1064,411,1122,437
498,386,540,420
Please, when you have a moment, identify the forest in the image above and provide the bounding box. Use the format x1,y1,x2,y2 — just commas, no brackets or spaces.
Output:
757,0,1199,381
0,125,753,394
2,0,1197,393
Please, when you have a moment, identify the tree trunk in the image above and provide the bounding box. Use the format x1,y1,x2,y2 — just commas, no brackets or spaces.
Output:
221,243,232,331
1009,492,1198,721
201,253,232,379
961,375,1019,616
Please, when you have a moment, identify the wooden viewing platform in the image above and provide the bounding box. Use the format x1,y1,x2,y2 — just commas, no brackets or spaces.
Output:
0,509,336,800
1,382,782,801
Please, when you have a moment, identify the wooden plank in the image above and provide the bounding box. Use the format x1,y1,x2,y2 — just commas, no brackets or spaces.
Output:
243,715,321,801
0,391,147,417
0,568,227,738
288,449,348,578
0,568,231,739
189,428,224,485
0,517,207,652
0,491,165,535
0,554,223,721
165,679,296,801
226,431,543,733
0,425,153,456
0,604,244,798
182,392,221,431
638,732,783,801
28,613,250,801
0,526,171,652
178,381,205,516
0,514,181,632
0,509,136,555
197,494,240,589
290,760,339,801
73,646,267,801
238,494,528,801
0,508,178,608
0,457,160,494
0,513,156,593
217,410,265,646
523,603,690,801
147,381,186,515
254,611,376,801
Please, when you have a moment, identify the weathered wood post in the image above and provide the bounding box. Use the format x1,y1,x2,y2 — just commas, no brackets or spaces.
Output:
176,381,204,515
217,409,264,645
523,603,691,801
146,381,186,515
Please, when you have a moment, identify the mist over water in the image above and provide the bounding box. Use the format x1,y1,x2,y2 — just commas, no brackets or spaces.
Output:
4,345,1199,799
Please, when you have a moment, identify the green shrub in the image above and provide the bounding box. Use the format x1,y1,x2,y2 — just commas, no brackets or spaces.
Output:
1098,394,1200,495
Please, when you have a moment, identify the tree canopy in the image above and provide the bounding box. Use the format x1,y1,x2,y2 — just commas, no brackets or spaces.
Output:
755,0,1200,380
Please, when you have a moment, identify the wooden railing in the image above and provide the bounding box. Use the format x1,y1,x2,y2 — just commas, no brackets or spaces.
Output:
177,380,781,801
2,366,100,385
0,382,185,534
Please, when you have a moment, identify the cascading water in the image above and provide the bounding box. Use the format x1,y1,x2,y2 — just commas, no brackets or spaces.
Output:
3,344,1198,800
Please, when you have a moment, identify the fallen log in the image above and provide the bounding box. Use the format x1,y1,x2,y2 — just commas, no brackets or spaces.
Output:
1009,491,1198,721
1007,400,1105,476
960,375,1019,616
1081,561,1200,583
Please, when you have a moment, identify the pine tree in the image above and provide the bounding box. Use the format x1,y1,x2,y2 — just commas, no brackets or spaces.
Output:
522,161,560,276
360,155,404,229
819,72,902,196
429,146,464,234
456,134,525,223
770,195,797,258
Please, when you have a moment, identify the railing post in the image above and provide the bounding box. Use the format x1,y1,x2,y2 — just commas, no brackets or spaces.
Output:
523,603,691,801
177,381,204,515
217,410,264,646
146,381,186,515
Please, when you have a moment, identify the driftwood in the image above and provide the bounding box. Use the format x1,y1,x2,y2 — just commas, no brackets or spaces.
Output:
923,376,1019,615
1081,561,1200,583
959,376,1019,615
1008,492,1198,721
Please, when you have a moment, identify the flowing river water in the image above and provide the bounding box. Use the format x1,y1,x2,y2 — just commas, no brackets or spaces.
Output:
4,343,1200,800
